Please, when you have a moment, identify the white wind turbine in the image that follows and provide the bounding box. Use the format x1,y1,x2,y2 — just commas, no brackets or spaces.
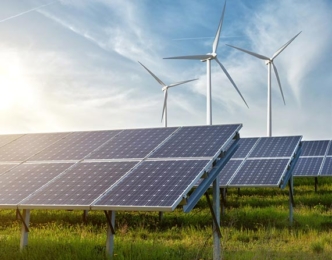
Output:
138,61,198,127
164,1,248,126
226,31,301,137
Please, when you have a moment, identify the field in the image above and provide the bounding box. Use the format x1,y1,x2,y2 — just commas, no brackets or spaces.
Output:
0,177,331,260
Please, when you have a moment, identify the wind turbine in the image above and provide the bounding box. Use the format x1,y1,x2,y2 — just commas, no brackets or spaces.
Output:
164,1,248,126
138,61,198,127
226,31,301,137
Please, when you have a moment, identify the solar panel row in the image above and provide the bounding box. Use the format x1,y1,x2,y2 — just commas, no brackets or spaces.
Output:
218,136,302,187
292,140,332,177
0,124,241,211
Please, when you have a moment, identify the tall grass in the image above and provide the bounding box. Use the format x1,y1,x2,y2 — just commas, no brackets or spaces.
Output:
0,177,331,259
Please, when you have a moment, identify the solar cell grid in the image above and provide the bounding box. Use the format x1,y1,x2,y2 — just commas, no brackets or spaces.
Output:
30,130,121,161
87,127,177,159
0,164,18,176
300,141,329,156
150,124,240,158
292,157,323,177
327,142,332,156
249,136,301,158
218,159,242,186
229,159,289,186
94,160,209,208
0,133,68,162
21,161,138,206
0,134,24,148
0,163,74,205
231,138,258,159
320,157,332,176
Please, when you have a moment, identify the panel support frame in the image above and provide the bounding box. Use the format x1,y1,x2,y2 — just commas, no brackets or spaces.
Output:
183,137,239,213
104,210,116,257
288,176,294,226
17,209,30,250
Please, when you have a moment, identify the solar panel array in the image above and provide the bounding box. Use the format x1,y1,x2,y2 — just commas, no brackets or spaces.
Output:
293,140,332,177
0,124,241,211
218,136,302,187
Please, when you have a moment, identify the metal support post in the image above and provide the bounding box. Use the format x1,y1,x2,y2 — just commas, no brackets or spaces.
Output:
315,177,318,192
18,209,30,250
104,210,116,257
158,212,164,222
83,210,88,223
212,174,221,259
288,177,294,226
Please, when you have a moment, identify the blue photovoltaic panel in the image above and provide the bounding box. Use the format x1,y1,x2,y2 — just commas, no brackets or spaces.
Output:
94,160,209,209
0,134,24,148
320,157,332,176
229,159,289,186
219,160,242,186
21,162,138,206
29,130,121,161
300,141,329,156
327,143,332,156
0,133,68,162
0,163,74,206
87,128,177,159
150,124,240,158
249,136,301,158
231,138,258,159
292,157,324,176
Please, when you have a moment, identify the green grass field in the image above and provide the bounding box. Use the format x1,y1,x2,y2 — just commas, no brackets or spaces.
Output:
0,177,331,259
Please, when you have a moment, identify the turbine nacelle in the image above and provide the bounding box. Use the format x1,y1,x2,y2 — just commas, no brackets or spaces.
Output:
265,59,273,65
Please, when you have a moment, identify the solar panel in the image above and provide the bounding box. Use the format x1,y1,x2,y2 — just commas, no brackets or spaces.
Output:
300,141,329,156
150,125,240,158
229,159,289,186
0,134,24,148
327,142,332,156
320,157,332,176
249,136,301,158
0,124,242,212
0,163,74,206
292,157,324,177
29,130,121,161
0,133,68,162
231,138,258,159
93,160,210,210
0,164,18,176
20,162,138,207
218,160,242,186
217,136,302,187
87,128,177,159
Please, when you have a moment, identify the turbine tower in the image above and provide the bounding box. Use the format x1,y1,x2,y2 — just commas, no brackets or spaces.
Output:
226,31,301,136
164,1,248,126
138,61,198,127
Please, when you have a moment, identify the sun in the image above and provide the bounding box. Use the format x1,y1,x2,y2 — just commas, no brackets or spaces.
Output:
0,53,35,110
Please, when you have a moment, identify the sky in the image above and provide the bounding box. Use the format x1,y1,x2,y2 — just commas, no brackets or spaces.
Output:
0,0,331,140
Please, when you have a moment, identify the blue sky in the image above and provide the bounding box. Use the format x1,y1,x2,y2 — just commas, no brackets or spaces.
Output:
0,0,331,140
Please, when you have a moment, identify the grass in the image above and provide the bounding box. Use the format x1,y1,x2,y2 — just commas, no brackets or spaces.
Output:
0,177,331,259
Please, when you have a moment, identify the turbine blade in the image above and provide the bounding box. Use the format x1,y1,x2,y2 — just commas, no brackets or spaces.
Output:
272,31,302,60
272,62,286,105
226,44,269,60
168,78,198,88
161,90,168,122
138,61,166,87
215,58,249,108
212,0,226,53
164,54,212,60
